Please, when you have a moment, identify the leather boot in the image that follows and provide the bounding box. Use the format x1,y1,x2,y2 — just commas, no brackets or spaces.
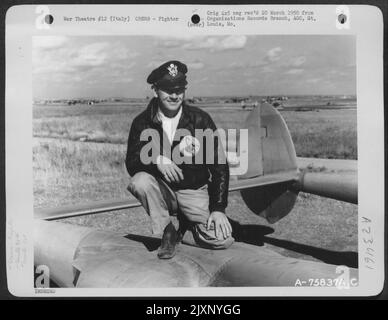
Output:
157,222,178,259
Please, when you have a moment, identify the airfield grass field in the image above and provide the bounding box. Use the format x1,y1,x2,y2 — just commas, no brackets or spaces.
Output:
33,99,358,265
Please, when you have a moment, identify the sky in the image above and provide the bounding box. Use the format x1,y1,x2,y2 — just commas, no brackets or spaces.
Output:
33,35,356,99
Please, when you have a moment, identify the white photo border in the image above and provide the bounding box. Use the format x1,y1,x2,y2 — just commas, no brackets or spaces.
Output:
5,4,385,297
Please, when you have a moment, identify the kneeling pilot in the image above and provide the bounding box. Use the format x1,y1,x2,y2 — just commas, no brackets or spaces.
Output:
126,61,234,259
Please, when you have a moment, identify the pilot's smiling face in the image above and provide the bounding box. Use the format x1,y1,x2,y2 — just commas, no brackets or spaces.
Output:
155,87,185,114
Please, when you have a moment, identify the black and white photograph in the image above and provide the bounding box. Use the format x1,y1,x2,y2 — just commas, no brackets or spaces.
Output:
5,4,384,296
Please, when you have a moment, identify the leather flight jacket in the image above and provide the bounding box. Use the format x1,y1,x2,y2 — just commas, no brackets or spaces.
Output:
125,98,230,213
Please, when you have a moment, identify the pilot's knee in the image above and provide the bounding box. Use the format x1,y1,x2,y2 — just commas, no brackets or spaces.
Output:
210,235,235,250
193,224,234,249
128,171,157,194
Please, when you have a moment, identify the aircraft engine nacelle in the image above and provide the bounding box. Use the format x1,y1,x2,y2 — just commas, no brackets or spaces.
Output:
34,220,358,288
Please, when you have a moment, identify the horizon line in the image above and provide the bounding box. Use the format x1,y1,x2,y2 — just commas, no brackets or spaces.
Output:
33,93,357,100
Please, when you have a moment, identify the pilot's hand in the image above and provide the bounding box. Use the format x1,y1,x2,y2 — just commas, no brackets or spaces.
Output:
156,155,184,183
207,211,232,240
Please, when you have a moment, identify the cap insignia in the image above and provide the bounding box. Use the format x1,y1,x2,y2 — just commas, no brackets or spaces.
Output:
167,64,178,77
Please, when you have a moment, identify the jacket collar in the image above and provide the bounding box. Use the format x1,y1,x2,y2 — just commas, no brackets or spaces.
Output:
146,98,160,125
